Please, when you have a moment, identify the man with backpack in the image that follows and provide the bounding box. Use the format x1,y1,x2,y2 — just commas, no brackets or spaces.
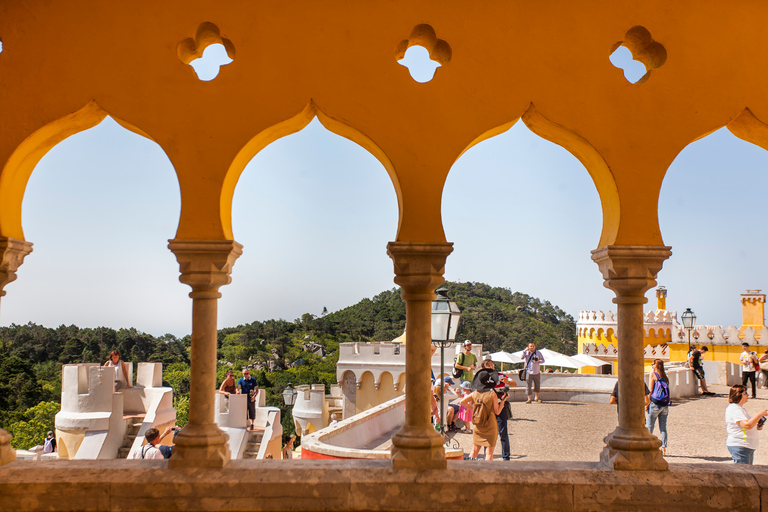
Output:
647,359,670,456
689,346,715,396
454,340,477,385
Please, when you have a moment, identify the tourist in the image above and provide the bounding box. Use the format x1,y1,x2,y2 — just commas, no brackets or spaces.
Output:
329,413,339,426
609,380,650,416
647,359,670,455
522,342,545,403
282,434,296,459
688,346,714,396
740,342,759,399
760,349,768,389
218,369,238,397
127,427,164,460
433,382,459,430
238,369,259,430
460,367,505,461
482,358,515,461
43,431,56,454
157,425,180,459
457,380,473,434
104,350,132,390
454,340,477,385
725,384,768,465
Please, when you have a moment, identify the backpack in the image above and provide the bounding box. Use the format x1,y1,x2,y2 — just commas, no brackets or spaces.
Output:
452,353,464,379
471,392,492,426
43,437,54,454
650,372,670,406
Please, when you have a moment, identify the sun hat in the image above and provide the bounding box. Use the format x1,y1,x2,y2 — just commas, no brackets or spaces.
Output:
471,368,500,392
460,380,471,389
443,376,455,385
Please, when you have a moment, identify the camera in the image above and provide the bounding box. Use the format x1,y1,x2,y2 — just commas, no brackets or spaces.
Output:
759,416,766,428
533,357,539,362
495,385,510,399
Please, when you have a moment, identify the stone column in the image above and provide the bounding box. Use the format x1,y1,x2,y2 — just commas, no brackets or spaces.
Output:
592,245,671,470
0,237,33,465
387,241,452,469
167,239,242,468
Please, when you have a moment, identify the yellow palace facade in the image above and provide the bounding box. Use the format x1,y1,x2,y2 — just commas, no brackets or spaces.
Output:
577,288,767,375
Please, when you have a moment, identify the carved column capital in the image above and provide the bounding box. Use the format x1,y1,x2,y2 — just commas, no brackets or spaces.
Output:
0,237,33,297
386,242,453,301
168,239,243,299
591,245,672,304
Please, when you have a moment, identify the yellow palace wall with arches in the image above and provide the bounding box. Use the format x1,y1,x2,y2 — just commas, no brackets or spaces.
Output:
577,288,766,375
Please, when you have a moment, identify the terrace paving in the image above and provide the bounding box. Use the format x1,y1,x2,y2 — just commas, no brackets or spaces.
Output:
449,384,768,464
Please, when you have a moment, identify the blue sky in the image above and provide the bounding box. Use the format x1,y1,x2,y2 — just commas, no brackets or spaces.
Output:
1,45,765,339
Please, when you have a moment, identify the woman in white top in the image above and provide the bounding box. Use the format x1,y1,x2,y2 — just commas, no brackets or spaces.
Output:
725,384,768,464
104,350,132,390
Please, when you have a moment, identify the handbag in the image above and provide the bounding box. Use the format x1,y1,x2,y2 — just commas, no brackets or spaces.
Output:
519,350,537,382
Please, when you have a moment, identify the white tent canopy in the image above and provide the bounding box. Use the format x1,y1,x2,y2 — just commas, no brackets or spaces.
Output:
488,351,524,364
512,348,585,369
570,353,611,368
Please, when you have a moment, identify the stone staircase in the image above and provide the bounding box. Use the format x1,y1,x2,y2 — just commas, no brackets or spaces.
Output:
117,415,145,459
242,429,264,459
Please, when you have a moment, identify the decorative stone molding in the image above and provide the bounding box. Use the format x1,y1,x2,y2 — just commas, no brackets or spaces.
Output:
167,239,243,298
0,237,33,297
591,245,672,304
386,242,453,301
581,342,669,361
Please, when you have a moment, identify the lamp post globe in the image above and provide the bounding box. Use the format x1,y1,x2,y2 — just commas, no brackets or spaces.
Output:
681,308,696,355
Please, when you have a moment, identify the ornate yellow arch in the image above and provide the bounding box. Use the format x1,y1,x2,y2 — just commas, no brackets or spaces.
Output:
221,101,402,241
453,103,620,248
0,101,164,240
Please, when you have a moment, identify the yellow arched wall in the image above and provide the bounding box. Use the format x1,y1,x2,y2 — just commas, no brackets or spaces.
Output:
8,3,768,247
355,372,377,414
377,372,398,405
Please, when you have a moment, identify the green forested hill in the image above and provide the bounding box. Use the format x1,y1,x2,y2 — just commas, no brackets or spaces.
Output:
0,281,576,447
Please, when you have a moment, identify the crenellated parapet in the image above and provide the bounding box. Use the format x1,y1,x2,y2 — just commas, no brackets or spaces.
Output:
673,325,768,346
578,309,675,339
55,362,175,460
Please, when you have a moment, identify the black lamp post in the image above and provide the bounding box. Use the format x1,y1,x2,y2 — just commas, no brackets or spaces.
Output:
681,308,696,357
430,287,461,439
282,383,298,434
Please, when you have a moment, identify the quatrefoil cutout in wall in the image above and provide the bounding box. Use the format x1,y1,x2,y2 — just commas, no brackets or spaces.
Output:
395,24,452,83
177,22,235,81
610,26,666,84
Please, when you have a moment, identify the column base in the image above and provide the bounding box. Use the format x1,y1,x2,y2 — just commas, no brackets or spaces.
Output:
0,428,15,466
600,426,667,470
168,424,230,469
390,424,446,469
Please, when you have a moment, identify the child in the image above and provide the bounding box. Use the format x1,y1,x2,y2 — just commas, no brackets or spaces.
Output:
457,380,473,433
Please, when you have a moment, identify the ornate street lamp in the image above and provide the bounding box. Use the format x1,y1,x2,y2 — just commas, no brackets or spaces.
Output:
681,308,696,357
282,383,298,434
431,287,461,440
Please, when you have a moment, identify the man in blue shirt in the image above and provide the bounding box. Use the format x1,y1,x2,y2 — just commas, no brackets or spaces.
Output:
237,369,259,430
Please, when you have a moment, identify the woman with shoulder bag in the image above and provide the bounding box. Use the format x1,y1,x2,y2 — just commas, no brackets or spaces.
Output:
647,359,670,455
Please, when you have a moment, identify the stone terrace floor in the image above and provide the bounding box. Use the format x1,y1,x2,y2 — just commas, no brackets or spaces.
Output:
449,384,768,464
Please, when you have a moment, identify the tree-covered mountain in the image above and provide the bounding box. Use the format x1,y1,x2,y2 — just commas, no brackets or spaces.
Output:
0,281,576,447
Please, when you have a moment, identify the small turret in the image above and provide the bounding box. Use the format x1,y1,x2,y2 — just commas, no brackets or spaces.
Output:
656,286,667,311
740,289,766,334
